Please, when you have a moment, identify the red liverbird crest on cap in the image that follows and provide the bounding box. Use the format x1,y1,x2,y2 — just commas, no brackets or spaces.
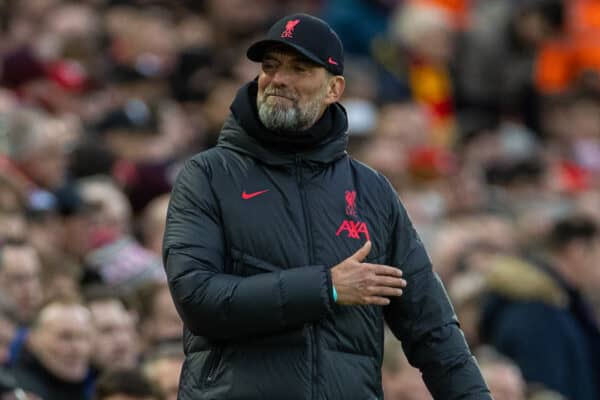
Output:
281,19,300,38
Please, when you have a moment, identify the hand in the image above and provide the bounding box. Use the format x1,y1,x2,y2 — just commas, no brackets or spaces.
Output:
330,241,406,306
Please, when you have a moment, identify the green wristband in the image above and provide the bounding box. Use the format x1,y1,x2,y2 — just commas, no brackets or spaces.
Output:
332,285,338,303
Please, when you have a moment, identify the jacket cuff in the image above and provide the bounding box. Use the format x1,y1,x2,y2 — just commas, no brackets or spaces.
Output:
324,266,341,314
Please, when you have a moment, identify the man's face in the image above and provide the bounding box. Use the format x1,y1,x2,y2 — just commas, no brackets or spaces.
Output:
256,48,331,131
145,287,183,344
62,213,93,258
29,304,93,382
482,364,526,400
21,137,67,190
0,212,27,243
383,366,431,400
0,246,43,324
90,300,139,370
145,357,183,400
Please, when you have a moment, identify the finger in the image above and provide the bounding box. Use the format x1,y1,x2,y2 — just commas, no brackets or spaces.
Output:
352,240,371,262
367,286,403,297
374,276,407,288
363,296,391,306
366,264,403,277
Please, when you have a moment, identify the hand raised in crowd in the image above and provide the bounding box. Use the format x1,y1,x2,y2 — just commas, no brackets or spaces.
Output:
331,241,407,306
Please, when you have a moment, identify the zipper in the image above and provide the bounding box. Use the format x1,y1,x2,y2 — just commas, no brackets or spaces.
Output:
202,347,222,387
296,155,318,400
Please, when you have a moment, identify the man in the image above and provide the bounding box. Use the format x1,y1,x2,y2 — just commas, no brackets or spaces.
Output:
0,243,43,326
475,348,527,400
4,108,67,192
163,13,490,400
79,177,165,294
11,301,94,400
142,346,183,400
87,294,140,371
140,194,170,256
133,282,183,352
381,328,432,400
480,215,600,400
95,368,163,400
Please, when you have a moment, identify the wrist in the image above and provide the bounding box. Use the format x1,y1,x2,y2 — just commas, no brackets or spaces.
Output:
332,285,338,303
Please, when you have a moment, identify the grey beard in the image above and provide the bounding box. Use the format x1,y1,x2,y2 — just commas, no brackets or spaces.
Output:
257,91,325,131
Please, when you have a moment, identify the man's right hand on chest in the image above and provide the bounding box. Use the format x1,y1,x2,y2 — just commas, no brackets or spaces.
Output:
330,241,407,306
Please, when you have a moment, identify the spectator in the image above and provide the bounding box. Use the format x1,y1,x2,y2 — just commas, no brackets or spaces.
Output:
4,108,68,192
448,270,487,348
142,345,183,400
139,194,170,256
0,211,27,245
454,0,564,131
79,176,165,294
381,328,432,400
374,3,458,147
475,346,567,400
132,282,182,351
11,301,93,400
476,347,527,400
0,242,43,326
95,368,163,400
40,260,82,306
480,215,600,400
86,289,140,372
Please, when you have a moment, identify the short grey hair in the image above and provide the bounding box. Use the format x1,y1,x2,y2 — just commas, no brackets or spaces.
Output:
3,108,49,161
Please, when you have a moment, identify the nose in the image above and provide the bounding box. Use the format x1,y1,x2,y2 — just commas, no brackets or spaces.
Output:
115,329,133,347
270,66,292,87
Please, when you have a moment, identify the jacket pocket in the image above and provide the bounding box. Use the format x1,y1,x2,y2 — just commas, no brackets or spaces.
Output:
200,347,223,387
231,248,280,277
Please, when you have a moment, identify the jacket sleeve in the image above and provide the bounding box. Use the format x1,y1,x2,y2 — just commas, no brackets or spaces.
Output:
163,159,333,340
381,179,491,399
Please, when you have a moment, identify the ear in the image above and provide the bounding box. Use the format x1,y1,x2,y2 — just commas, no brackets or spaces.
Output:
324,75,345,105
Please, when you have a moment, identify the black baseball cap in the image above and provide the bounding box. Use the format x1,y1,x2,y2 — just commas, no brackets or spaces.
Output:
247,13,344,76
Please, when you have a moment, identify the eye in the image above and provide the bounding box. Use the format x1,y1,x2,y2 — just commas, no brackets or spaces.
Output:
294,64,310,73
262,61,277,72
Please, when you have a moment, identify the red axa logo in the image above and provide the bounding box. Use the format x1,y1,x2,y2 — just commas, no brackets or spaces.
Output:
281,19,300,38
336,220,370,241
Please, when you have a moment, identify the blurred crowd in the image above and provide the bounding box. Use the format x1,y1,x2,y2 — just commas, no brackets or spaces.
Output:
0,0,599,399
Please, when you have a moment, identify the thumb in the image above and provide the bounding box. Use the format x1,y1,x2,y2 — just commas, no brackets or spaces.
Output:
352,240,371,262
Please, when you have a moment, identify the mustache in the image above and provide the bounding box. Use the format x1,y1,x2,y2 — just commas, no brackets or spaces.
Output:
263,87,297,101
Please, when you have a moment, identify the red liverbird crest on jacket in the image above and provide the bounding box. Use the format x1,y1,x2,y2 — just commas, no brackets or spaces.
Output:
336,190,370,241
281,19,300,38
345,190,357,217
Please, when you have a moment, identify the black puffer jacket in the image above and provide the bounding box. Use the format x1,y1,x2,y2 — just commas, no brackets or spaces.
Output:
163,83,490,400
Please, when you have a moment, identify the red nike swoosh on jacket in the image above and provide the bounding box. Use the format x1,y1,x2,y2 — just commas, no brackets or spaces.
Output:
242,189,270,199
